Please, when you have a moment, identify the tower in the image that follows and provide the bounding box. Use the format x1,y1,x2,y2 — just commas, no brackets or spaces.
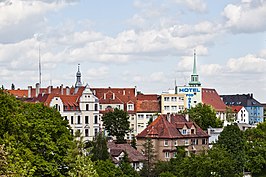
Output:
188,50,201,87
75,64,83,89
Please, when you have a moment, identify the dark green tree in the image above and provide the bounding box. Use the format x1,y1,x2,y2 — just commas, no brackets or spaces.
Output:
90,131,110,162
0,90,74,176
119,152,140,177
131,135,137,149
94,160,124,177
215,124,245,176
140,138,156,177
187,103,223,130
245,122,266,175
102,108,130,143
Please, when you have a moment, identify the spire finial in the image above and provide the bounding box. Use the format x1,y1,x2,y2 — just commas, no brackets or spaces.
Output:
193,49,197,75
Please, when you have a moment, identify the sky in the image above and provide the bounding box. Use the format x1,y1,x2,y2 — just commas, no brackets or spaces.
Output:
1,0,266,102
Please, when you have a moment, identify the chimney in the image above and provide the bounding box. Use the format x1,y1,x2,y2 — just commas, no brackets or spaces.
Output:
36,83,40,97
250,93,253,99
48,86,53,94
60,84,63,95
167,113,171,123
28,86,32,98
185,114,189,122
66,86,70,95
112,93,115,100
123,90,126,95
104,93,106,99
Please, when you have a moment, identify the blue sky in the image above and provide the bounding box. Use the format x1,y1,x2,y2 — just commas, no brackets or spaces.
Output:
1,0,266,102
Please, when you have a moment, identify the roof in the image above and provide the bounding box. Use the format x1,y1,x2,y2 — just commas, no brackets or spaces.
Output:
220,94,262,107
108,142,145,162
136,114,209,139
92,87,137,112
231,106,243,113
202,88,226,112
136,94,160,113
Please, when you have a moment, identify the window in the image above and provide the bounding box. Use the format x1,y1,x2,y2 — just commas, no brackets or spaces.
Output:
71,116,74,124
99,105,102,110
173,152,177,158
85,129,89,137
179,105,184,110
127,104,134,111
184,139,189,145
191,129,195,134
64,116,67,121
85,116,89,124
202,138,207,145
182,129,187,135
164,106,170,111
171,97,177,102
117,105,121,109
138,114,144,119
94,115,98,124
164,140,169,146
94,128,98,136
165,152,170,158
179,97,184,101
174,140,178,146
86,104,89,111
77,116,81,124
164,97,170,102
191,139,198,145
94,104,98,111
171,106,177,111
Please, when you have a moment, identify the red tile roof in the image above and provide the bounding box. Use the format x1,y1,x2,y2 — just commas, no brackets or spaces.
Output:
202,88,226,112
92,87,137,112
137,114,209,139
230,106,243,113
136,94,160,113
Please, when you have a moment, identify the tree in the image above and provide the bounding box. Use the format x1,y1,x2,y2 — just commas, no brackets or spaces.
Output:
0,145,8,176
90,131,110,162
215,124,245,176
225,106,236,123
187,103,223,130
0,90,74,176
140,138,156,177
94,160,124,177
67,131,99,177
130,135,137,149
102,108,130,143
119,152,140,177
245,122,266,175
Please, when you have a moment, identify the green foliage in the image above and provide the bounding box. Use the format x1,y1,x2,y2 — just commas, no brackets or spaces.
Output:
0,145,8,175
245,122,266,174
94,160,124,177
131,135,137,149
102,108,130,143
0,90,74,176
90,131,110,162
67,131,98,177
140,138,156,177
225,106,236,123
119,152,140,177
187,103,223,130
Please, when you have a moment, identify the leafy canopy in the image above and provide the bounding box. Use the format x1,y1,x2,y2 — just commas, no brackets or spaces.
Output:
102,108,130,143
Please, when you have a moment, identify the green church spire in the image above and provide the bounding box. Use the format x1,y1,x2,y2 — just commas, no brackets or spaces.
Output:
189,50,201,87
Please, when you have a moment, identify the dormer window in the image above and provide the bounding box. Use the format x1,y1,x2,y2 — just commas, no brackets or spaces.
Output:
182,129,187,135
164,140,169,146
127,104,134,111
191,129,195,134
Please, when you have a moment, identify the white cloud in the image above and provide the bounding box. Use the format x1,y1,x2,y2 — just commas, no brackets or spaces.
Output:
223,1,266,33
173,0,207,13
227,54,266,72
85,66,109,80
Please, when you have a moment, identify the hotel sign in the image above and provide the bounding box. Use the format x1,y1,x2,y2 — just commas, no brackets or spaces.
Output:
177,86,202,109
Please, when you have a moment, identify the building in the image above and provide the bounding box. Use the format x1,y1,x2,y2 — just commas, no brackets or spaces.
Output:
161,89,186,114
202,88,227,124
230,106,249,124
135,94,161,134
221,94,264,124
108,142,145,171
8,66,100,141
91,87,137,140
136,114,209,161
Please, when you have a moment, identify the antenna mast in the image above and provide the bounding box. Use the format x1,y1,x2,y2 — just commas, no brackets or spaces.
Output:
39,43,42,86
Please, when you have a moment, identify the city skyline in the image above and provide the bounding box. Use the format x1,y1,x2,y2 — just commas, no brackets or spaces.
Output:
1,0,266,102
